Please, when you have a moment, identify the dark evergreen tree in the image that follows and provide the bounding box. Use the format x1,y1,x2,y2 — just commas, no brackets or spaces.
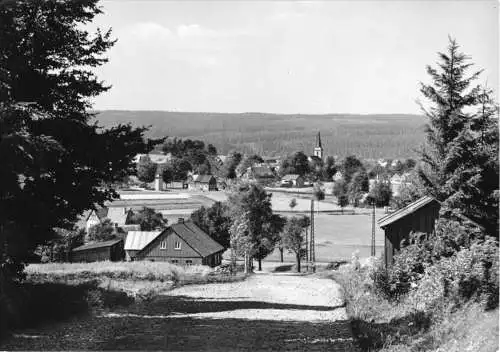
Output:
418,38,499,238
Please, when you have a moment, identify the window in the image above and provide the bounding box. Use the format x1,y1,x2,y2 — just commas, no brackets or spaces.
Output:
160,240,167,250
174,241,181,250
185,260,193,265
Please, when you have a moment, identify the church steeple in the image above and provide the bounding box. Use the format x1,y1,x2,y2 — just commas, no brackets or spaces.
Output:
313,131,323,159
316,131,322,149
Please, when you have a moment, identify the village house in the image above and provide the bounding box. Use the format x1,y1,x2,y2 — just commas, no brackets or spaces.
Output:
125,220,224,266
76,206,137,236
332,171,343,182
133,152,171,165
187,175,217,191
107,207,134,227
378,196,440,267
71,238,125,263
261,157,280,168
389,172,412,197
244,165,276,184
281,174,305,188
76,207,108,234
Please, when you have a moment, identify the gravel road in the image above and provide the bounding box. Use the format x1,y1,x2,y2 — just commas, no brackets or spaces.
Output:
2,273,358,351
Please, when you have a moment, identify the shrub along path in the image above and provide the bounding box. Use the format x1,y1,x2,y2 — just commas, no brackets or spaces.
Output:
1,273,358,351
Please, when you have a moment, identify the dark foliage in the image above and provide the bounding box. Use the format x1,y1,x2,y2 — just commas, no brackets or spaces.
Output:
0,0,159,333
128,207,167,231
418,38,499,238
190,202,232,249
137,156,157,183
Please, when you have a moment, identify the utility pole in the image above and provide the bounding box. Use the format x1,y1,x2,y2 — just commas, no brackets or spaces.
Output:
305,227,309,262
371,200,376,257
310,199,315,272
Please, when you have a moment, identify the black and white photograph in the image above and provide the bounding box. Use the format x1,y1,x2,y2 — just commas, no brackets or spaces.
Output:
0,0,498,351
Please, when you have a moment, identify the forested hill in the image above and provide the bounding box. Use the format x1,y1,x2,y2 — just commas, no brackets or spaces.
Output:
95,110,427,159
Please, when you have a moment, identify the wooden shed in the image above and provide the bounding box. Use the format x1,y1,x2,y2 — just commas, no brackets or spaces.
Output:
71,238,124,262
378,196,440,267
132,220,224,267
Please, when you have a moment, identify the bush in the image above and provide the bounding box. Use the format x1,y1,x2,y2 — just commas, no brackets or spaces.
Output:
409,239,499,311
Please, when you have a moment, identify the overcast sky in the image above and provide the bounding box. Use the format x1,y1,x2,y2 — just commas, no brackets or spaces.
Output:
91,0,498,114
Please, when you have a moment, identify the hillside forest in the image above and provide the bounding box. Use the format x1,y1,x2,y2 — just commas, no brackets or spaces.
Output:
96,111,426,159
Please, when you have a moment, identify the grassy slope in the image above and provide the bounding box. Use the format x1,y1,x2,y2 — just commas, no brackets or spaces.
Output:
325,265,499,352
95,110,426,158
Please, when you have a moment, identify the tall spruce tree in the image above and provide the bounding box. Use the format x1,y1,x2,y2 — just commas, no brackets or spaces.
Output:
418,38,499,238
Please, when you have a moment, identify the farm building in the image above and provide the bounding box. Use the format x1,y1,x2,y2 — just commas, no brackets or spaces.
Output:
187,175,217,191
124,231,162,261
281,174,305,188
244,165,276,184
126,220,224,266
71,238,124,262
107,207,134,227
378,196,440,267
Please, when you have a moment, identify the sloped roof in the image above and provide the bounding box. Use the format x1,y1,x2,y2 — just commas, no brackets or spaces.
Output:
172,221,224,257
125,231,161,250
107,207,130,225
378,196,438,228
75,206,108,229
282,174,301,181
252,166,274,178
72,238,123,252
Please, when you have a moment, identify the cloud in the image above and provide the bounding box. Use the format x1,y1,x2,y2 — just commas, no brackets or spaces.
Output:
129,22,172,39
177,24,216,38
176,23,252,39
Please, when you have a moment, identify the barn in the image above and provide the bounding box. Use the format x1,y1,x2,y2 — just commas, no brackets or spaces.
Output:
378,196,440,267
188,175,217,191
130,219,224,266
71,238,124,262
281,174,305,188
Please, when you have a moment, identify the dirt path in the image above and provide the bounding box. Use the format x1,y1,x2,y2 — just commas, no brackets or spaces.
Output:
2,273,358,351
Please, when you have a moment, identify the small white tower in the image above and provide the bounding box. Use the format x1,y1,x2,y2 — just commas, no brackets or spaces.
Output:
313,131,323,160
154,173,164,191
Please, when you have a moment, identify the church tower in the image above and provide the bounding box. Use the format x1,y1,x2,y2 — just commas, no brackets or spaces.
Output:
313,131,323,160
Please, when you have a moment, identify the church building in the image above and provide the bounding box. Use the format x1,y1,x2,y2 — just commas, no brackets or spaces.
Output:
313,131,324,160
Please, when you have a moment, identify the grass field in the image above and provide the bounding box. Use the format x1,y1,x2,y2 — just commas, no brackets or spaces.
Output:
27,261,209,283
268,212,385,262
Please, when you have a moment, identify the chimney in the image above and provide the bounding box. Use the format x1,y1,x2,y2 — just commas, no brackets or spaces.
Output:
178,218,184,224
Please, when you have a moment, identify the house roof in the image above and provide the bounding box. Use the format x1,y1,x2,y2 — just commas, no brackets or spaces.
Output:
72,238,123,252
378,196,438,228
282,174,301,181
251,166,275,178
124,231,162,250
75,206,108,229
107,207,131,225
171,221,224,257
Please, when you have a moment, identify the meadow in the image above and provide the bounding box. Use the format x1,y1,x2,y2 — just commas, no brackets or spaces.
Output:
95,110,426,158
